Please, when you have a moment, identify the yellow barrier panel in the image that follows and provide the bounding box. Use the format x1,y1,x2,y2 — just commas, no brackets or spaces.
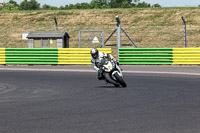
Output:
173,61,200,65
58,54,91,57
173,48,200,51
173,48,200,64
0,49,5,64
173,54,200,57
58,48,112,65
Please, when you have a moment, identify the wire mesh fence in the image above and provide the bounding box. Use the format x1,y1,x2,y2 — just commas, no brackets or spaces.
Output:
79,30,104,48
0,23,200,48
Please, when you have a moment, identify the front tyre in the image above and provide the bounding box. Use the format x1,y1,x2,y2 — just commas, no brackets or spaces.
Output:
114,73,127,88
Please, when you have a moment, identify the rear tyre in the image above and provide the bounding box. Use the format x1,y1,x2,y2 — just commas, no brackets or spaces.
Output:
114,73,127,88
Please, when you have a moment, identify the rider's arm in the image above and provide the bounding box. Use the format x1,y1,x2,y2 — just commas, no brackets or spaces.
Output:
91,59,99,71
108,54,116,62
102,52,116,62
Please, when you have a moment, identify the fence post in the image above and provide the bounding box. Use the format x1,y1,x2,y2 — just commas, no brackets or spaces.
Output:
102,30,105,48
54,16,58,32
116,16,121,60
79,31,81,48
181,16,187,48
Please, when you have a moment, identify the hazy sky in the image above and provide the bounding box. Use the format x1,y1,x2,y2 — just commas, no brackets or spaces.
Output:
4,0,200,7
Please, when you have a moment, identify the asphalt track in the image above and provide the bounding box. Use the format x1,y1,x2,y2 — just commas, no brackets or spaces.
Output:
0,66,200,133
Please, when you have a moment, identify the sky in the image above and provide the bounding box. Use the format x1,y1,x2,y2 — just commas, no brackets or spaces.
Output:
4,0,200,7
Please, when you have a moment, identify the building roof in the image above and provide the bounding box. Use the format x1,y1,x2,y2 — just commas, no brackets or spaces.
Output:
27,31,70,38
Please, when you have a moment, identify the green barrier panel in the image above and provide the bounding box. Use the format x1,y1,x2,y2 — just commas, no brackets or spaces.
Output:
6,54,58,58
6,48,58,51
119,51,173,54
6,59,58,62
5,48,58,65
119,54,173,58
6,62,58,65
120,62,173,65
119,48,173,65
119,48,173,51
6,51,58,54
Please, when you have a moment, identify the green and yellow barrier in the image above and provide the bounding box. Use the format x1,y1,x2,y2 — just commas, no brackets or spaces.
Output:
2,48,200,65
119,48,200,65
0,48,111,65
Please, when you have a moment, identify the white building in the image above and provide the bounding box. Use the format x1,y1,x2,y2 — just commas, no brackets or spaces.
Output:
0,0,3,8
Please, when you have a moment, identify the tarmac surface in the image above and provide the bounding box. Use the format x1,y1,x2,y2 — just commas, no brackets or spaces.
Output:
0,65,200,133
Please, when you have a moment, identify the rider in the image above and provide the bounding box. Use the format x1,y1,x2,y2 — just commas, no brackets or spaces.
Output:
90,48,117,80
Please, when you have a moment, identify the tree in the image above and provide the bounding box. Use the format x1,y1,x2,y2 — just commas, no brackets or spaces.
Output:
74,3,82,9
19,0,30,10
19,0,40,10
90,0,102,8
4,3,19,10
8,0,18,7
29,0,40,10
131,3,136,7
121,1,132,8
133,0,140,5
42,4,51,10
109,0,120,8
64,5,69,9
109,0,132,8
50,6,58,10
137,1,151,8
68,4,74,9
81,3,92,9
152,3,161,8
59,6,65,10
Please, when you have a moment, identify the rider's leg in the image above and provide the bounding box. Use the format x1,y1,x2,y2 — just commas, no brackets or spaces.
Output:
98,71,103,80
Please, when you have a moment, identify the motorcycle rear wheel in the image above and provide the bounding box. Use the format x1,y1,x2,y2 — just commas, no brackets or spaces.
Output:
114,73,127,88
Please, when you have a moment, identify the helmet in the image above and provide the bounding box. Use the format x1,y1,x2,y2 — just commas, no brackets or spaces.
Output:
90,48,99,59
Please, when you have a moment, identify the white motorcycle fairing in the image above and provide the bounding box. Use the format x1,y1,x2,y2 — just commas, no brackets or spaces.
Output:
99,59,126,87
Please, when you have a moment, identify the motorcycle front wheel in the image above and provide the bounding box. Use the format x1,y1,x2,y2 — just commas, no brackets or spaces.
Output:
114,72,127,88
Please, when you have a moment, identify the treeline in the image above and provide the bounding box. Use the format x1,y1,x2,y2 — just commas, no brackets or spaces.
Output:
2,0,161,11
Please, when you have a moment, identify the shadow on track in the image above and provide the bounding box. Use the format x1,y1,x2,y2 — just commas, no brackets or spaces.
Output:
95,86,125,89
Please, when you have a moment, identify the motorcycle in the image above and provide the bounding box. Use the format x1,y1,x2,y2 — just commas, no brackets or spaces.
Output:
97,58,127,88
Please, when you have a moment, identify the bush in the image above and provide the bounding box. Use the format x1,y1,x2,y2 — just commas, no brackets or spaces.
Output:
3,3,19,10
19,0,40,10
